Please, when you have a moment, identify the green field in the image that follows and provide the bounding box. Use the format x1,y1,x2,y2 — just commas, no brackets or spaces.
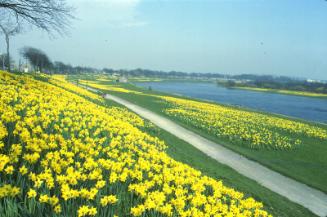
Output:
69,75,327,195
63,74,327,216
82,80,316,217
134,116,315,217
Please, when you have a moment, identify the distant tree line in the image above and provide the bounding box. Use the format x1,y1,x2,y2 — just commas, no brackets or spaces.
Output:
52,62,99,74
103,68,226,79
221,79,327,94
0,53,11,68
17,47,326,94
18,46,99,74
21,47,52,72
101,69,315,84
231,74,296,83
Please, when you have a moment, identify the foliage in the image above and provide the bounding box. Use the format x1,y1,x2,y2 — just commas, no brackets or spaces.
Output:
0,54,12,69
0,0,73,35
20,47,52,72
219,79,327,96
52,61,100,74
0,10,21,72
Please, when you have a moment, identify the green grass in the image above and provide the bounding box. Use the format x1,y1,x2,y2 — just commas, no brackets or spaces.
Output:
83,85,316,217
140,123,316,217
72,77,327,194
111,90,327,193
66,76,325,216
98,94,316,217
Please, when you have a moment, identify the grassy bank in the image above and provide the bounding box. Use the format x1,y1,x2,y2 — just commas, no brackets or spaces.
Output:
137,121,315,217
109,91,327,192
65,75,321,216
71,76,327,195
230,86,327,98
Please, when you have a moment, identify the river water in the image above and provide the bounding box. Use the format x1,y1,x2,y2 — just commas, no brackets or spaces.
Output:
134,81,327,124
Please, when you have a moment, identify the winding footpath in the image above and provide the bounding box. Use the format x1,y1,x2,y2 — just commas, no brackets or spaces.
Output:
104,94,327,217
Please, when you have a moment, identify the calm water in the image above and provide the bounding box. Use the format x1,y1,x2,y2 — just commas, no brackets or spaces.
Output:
134,81,327,124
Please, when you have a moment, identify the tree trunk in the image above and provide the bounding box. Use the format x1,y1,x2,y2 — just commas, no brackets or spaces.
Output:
5,34,10,72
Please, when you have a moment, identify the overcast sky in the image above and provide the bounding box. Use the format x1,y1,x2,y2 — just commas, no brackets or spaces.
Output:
3,0,327,80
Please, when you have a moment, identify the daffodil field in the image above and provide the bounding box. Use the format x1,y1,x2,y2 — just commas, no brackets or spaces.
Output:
75,78,327,150
49,75,105,104
0,71,271,217
78,80,143,94
159,96,327,150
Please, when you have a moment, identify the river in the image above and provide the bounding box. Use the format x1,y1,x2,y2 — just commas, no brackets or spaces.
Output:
134,81,327,124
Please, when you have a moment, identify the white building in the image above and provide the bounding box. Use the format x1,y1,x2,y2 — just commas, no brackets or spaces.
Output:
119,76,128,83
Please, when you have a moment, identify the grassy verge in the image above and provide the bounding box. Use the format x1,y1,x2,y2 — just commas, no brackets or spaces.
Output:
100,95,316,217
83,86,316,217
111,90,327,193
67,77,319,216
71,77,327,194
141,124,316,217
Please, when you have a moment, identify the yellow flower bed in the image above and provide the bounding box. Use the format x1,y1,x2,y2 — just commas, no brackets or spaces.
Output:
96,78,114,82
160,96,327,149
51,74,67,82
0,71,270,216
50,76,104,102
79,80,143,94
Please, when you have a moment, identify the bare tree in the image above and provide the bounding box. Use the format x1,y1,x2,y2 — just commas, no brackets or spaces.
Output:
0,0,73,35
0,12,20,72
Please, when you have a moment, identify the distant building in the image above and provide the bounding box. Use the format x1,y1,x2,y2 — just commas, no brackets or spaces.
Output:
306,79,321,83
118,76,128,83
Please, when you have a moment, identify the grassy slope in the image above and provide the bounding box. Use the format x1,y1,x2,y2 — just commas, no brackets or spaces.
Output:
141,124,315,217
98,100,316,217
5,73,314,216
111,90,327,193
65,77,318,216
73,78,327,194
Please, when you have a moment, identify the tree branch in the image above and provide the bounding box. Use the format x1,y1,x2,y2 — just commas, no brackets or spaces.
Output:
0,0,74,35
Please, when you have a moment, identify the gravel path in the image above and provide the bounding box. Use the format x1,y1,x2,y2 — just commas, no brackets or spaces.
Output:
105,94,327,217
